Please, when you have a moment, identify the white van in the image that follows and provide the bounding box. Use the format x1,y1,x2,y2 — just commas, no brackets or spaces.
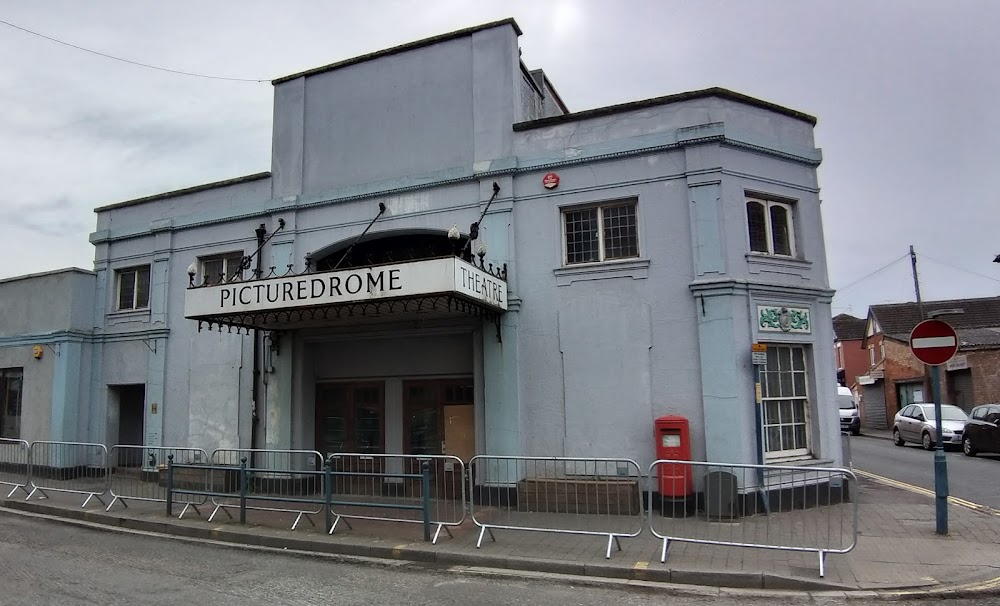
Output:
837,386,860,435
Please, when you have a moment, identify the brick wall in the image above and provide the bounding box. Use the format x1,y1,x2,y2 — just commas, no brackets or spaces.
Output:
880,338,924,418
967,350,1000,404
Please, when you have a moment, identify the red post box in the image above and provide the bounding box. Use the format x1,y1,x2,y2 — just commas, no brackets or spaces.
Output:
655,415,693,497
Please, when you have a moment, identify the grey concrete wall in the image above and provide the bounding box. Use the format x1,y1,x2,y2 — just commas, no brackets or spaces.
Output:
0,347,52,443
0,269,95,337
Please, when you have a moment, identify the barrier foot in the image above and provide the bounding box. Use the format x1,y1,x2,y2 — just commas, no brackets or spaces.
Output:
6,485,25,499
328,515,342,536
660,538,670,564
208,504,226,523
818,551,826,578
105,496,120,512
26,487,46,501
291,512,315,531
179,503,192,519
431,524,453,545
82,493,105,508
476,525,486,548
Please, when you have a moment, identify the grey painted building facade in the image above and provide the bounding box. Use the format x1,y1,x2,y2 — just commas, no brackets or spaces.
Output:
0,19,841,481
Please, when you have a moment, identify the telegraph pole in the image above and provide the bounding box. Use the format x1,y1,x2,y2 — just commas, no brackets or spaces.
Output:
910,246,932,400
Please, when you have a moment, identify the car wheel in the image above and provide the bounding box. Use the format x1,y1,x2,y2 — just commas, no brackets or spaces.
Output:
852,427,860,437
963,436,977,457
893,429,905,446
922,432,934,451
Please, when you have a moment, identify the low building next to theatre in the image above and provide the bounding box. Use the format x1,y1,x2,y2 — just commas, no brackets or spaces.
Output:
0,19,842,484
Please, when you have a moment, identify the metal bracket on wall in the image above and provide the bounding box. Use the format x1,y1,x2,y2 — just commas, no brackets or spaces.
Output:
494,314,502,343
43,343,60,357
143,339,157,354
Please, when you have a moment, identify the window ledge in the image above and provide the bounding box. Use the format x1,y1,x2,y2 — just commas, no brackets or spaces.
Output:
746,253,812,276
765,456,835,468
107,308,151,323
553,258,650,286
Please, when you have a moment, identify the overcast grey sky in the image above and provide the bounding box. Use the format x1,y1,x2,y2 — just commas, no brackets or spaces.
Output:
1,0,998,316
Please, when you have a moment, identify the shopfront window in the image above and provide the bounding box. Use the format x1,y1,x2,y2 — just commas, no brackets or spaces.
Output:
0,368,23,440
760,345,810,459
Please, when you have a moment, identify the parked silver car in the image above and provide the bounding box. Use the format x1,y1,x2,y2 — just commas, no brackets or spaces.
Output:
893,403,969,450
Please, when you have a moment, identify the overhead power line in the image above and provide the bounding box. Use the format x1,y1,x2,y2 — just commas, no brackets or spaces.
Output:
832,253,910,294
0,18,269,83
920,253,1000,286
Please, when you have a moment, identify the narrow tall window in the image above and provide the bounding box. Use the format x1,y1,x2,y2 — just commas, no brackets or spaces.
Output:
0,368,23,440
563,200,639,265
116,266,151,311
760,345,810,459
746,197,796,257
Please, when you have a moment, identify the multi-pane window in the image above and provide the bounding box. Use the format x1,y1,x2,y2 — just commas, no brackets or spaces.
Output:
116,266,151,311
746,198,795,257
0,368,23,440
760,345,810,458
564,201,639,265
201,252,245,285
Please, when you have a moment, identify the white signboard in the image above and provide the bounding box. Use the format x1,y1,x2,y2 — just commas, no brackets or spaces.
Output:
946,355,969,371
184,257,507,318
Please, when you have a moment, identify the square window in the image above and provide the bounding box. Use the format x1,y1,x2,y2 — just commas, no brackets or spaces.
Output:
116,266,151,311
200,252,246,285
746,197,796,257
563,200,639,265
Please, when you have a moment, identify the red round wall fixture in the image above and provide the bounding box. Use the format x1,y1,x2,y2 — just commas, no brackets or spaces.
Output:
542,172,560,189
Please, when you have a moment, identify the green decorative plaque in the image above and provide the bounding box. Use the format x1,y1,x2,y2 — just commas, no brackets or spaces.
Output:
758,305,810,334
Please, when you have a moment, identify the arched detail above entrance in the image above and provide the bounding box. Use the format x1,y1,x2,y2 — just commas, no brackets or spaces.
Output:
309,228,471,272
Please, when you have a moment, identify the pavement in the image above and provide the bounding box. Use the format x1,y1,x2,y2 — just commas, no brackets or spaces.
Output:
2,468,1000,600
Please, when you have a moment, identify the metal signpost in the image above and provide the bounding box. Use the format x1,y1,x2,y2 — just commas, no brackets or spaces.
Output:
908,319,960,535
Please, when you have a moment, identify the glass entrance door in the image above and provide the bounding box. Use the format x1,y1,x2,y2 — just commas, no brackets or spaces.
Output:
315,382,385,458
403,378,474,458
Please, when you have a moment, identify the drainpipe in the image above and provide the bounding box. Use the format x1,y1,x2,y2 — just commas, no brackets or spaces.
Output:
250,223,267,453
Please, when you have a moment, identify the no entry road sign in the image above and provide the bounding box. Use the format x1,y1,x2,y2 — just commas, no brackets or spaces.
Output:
909,319,959,366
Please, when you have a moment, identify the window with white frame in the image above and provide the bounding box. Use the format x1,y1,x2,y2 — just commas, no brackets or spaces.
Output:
563,200,639,265
746,197,795,257
869,345,876,366
760,345,811,459
201,252,246,285
0,368,22,440
116,266,151,311
879,341,885,362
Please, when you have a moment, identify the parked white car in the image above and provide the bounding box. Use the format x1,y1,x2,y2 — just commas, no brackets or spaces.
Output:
892,403,969,450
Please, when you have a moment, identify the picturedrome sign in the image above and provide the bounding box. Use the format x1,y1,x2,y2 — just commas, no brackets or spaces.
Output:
184,257,507,319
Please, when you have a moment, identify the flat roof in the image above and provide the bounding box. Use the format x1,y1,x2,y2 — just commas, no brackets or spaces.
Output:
0,267,95,285
94,172,271,213
513,87,817,130
272,18,522,85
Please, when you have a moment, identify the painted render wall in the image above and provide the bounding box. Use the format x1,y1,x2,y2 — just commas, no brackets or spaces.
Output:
76,20,839,470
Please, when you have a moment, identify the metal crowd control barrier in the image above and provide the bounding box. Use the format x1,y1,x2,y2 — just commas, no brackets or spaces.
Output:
26,441,110,507
468,456,644,558
841,432,853,470
647,459,858,577
326,453,464,544
0,438,30,498
106,446,210,512
208,449,324,529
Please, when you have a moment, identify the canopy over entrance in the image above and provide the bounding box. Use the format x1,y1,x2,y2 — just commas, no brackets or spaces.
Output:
184,255,507,334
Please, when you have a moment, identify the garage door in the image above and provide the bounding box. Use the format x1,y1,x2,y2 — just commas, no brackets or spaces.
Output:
862,382,887,430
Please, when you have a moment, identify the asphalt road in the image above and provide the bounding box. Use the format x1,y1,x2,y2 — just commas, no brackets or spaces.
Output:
852,433,1000,509
1,510,995,605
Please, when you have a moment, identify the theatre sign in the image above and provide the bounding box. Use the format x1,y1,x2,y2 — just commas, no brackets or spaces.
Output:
184,257,507,320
